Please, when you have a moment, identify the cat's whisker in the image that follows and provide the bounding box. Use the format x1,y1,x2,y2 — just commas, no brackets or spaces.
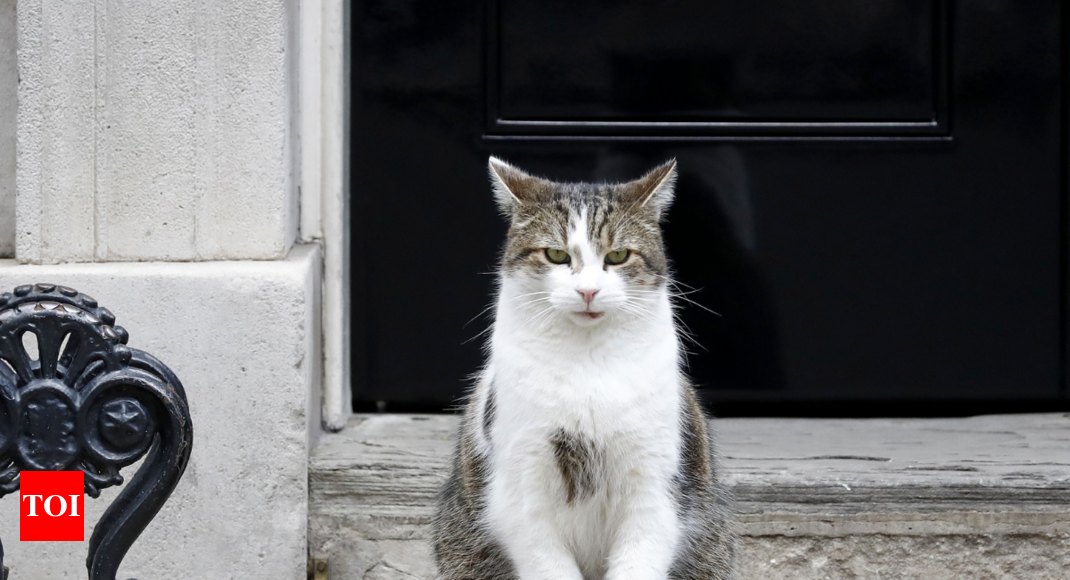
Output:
642,276,722,318
669,294,722,317
515,297,554,313
526,305,559,330
461,324,495,345
654,273,704,293
508,290,554,303
464,302,499,328
674,319,707,353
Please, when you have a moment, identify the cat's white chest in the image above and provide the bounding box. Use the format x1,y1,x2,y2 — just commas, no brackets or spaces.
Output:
483,331,684,577
490,325,681,440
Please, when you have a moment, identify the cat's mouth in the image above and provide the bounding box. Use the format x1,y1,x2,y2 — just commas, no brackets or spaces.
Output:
575,310,604,320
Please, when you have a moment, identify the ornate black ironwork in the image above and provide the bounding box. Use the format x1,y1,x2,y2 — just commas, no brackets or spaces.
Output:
0,283,193,580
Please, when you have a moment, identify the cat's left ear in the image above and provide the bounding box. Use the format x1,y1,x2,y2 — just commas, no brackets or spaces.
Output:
488,156,551,217
622,159,677,220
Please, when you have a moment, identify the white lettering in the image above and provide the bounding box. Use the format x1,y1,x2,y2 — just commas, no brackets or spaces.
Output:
43,495,67,517
69,494,80,517
21,494,43,516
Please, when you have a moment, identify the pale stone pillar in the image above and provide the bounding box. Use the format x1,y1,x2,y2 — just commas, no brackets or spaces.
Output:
0,246,322,578
5,1,323,577
0,0,17,258
16,0,299,264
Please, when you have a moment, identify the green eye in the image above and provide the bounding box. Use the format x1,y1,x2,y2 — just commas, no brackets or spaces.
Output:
605,249,630,265
545,248,571,264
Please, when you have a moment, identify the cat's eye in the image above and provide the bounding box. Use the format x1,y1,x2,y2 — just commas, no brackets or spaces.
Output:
605,249,630,265
545,248,571,264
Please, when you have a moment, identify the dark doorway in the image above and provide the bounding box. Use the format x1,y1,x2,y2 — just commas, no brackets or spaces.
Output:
350,0,1068,413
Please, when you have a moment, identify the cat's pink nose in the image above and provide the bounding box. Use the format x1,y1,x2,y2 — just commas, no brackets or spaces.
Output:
577,289,599,305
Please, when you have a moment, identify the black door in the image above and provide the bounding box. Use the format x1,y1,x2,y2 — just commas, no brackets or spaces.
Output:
351,0,1068,411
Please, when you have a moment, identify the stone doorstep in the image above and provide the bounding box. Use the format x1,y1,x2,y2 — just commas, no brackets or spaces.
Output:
309,413,1070,580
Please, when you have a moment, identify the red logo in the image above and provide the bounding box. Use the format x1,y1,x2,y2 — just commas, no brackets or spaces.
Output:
19,471,85,541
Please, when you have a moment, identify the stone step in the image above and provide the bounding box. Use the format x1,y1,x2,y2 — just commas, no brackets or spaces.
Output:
309,413,1070,580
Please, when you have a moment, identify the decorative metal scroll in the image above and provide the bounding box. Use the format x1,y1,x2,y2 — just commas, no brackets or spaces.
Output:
0,283,193,580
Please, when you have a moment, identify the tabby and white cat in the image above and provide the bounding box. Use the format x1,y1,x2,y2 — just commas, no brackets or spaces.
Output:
432,158,734,580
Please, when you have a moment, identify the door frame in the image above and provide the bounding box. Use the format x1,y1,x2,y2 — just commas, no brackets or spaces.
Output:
300,0,351,431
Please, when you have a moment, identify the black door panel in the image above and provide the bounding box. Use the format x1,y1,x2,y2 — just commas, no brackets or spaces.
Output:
351,0,1066,408
491,0,944,132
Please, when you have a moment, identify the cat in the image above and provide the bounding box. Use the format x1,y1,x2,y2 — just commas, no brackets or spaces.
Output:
432,157,735,580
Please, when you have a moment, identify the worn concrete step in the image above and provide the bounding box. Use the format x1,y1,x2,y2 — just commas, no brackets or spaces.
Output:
309,413,1070,580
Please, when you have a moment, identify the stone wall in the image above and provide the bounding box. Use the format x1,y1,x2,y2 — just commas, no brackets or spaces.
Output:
2,1,326,577
0,0,15,258
15,0,299,263
0,245,322,579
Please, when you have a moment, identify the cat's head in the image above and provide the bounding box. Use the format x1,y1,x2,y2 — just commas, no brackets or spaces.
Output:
489,157,676,328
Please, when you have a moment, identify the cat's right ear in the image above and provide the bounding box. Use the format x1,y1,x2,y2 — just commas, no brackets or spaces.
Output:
488,157,547,217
